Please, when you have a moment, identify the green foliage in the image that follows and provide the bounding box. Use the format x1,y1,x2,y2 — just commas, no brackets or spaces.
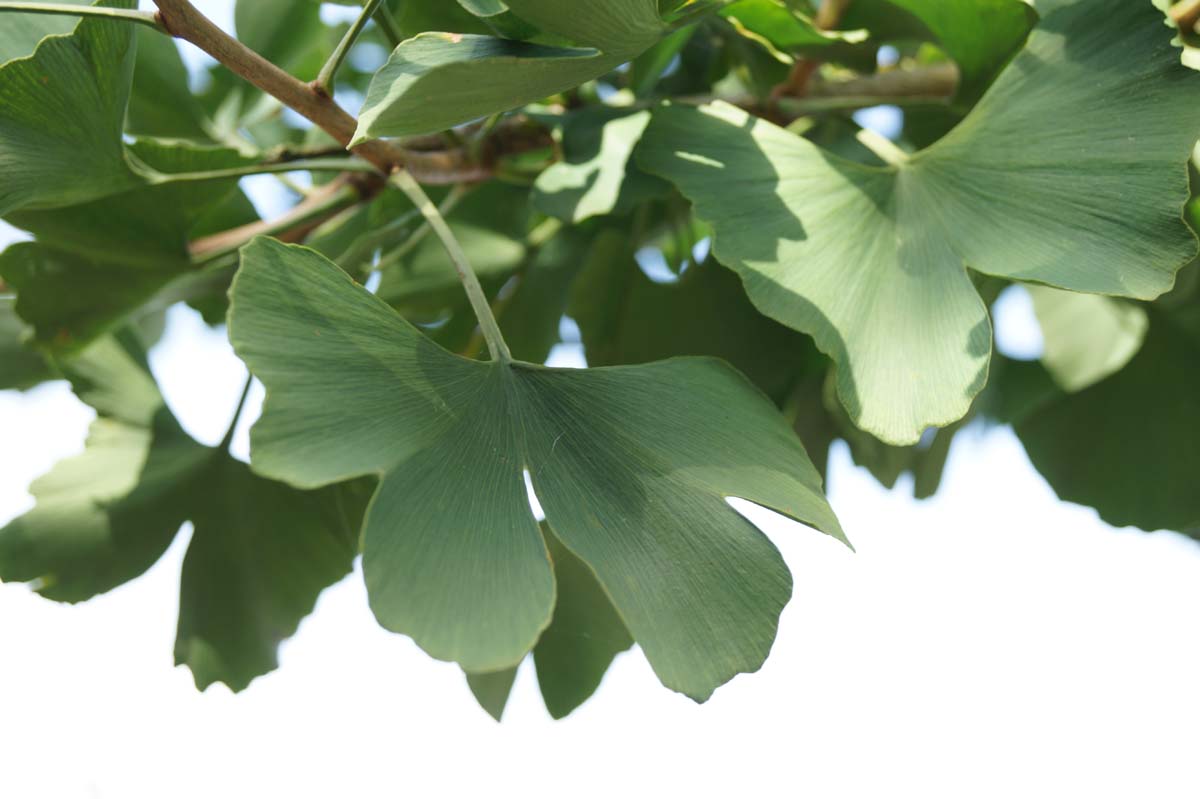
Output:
1,0,1198,718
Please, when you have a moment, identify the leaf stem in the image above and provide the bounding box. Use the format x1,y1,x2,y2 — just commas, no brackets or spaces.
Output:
373,2,403,47
854,127,908,167
317,0,384,94
0,2,166,31
220,376,255,452
389,170,512,363
371,185,469,275
144,157,379,185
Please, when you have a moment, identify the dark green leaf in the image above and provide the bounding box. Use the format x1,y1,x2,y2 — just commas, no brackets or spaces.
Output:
229,238,845,701
0,0,140,215
0,330,368,690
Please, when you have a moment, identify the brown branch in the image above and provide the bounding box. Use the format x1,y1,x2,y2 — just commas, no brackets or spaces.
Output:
806,63,959,103
189,175,367,261
1171,0,1200,32
152,0,404,174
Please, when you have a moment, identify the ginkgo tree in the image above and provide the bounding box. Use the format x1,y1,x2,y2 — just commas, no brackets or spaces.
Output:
0,0,1196,721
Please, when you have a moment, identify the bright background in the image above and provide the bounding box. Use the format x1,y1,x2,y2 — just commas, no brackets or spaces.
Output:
2,3,1199,796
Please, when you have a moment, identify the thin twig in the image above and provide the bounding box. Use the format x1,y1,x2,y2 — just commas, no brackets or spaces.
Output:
152,0,404,174
390,171,512,362
1171,0,1200,32
190,177,364,264
374,185,470,273
317,0,384,93
0,2,166,31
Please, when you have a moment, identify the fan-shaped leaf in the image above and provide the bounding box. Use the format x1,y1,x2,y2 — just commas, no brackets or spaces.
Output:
639,0,1200,444
228,237,845,701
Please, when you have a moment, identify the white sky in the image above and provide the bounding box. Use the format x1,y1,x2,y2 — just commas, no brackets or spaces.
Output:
1,3,1199,797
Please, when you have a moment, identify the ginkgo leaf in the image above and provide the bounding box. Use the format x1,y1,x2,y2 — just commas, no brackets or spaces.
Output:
465,667,519,721
533,108,668,223
1,140,258,352
0,330,368,690
0,297,55,391
0,0,90,65
838,0,1037,101
1028,286,1149,393
1012,311,1200,533
0,0,141,216
463,524,633,721
639,0,1200,444
228,237,846,701
352,0,666,141
532,528,633,719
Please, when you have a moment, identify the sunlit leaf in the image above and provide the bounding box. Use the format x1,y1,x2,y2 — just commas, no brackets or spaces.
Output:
640,0,1200,444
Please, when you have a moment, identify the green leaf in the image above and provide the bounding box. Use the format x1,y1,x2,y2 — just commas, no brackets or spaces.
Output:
234,0,325,75
533,528,632,719
0,330,368,690
570,229,812,406
1013,311,1200,533
377,181,532,305
126,27,210,140
639,0,1200,444
0,296,55,390
464,525,634,721
1,140,258,352
229,237,845,701
0,0,141,216
0,0,90,65
465,666,519,721
353,0,666,141
533,108,669,223
838,0,1037,101
1029,286,1149,393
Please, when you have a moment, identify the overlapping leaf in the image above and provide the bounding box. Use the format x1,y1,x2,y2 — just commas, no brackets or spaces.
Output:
465,525,633,721
838,0,1036,102
0,0,90,64
1029,287,1148,393
353,0,667,141
640,0,1200,444
1008,310,1200,534
0,0,140,216
533,108,668,223
229,237,845,701
1,140,258,352
0,330,369,690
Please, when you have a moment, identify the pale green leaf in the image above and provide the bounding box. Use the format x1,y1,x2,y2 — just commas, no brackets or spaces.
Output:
229,238,845,701
1029,286,1149,393
640,0,1200,444
533,108,668,223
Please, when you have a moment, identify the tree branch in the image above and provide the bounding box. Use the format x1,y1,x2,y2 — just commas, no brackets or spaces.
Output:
189,176,366,264
152,0,404,174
